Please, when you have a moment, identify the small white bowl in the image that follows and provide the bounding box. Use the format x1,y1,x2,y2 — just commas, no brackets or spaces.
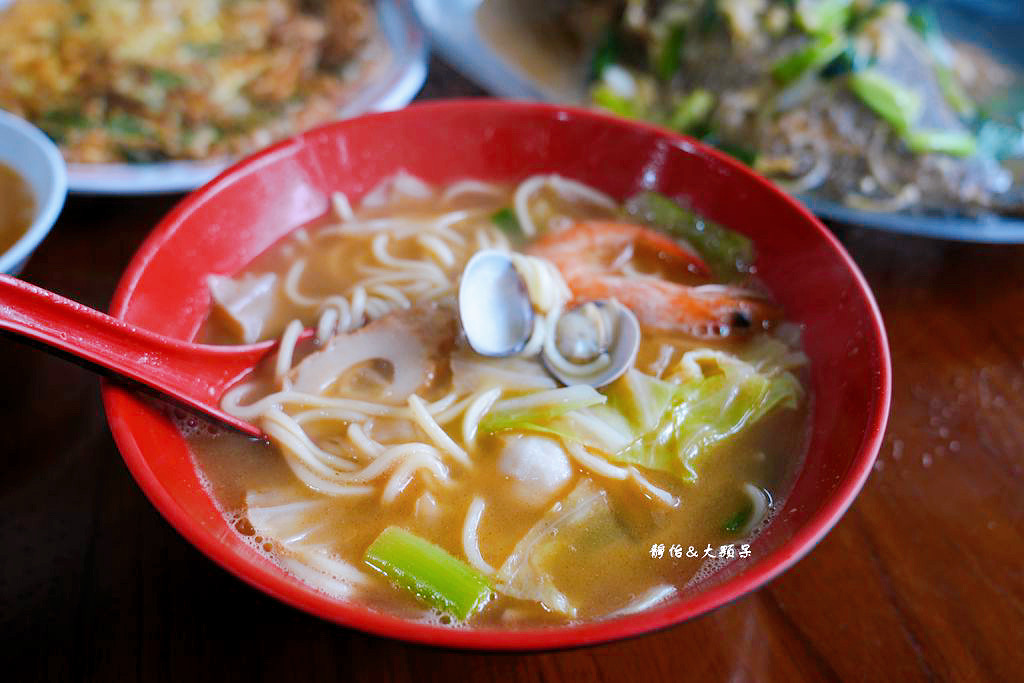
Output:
0,110,68,274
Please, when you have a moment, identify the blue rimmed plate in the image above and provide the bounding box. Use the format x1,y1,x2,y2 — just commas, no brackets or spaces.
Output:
415,0,1024,242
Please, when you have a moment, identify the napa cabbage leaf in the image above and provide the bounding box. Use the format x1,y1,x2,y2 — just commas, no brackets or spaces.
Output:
604,353,803,482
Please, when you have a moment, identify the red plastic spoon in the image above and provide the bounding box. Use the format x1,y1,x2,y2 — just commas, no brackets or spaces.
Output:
0,274,275,437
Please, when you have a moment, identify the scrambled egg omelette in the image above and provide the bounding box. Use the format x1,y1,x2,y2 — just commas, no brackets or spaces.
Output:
0,0,376,162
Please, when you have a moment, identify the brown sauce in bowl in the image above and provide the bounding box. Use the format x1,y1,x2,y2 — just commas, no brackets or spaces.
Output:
0,162,35,255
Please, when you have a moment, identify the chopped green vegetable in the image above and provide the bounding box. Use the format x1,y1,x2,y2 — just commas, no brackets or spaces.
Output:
668,89,715,133
906,6,937,39
610,357,802,482
364,526,492,621
795,0,853,34
907,5,952,61
612,374,781,480
606,370,679,434
490,207,521,237
150,68,186,89
695,0,721,35
568,404,635,453
724,502,754,533
479,386,606,437
933,65,975,118
107,113,146,136
496,480,611,616
39,108,91,141
906,7,976,118
820,42,869,79
655,24,686,81
591,83,642,120
772,32,848,85
590,26,622,80
41,108,90,130
483,352,803,488
622,191,753,280
186,42,224,57
849,68,922,132
904,129,977,157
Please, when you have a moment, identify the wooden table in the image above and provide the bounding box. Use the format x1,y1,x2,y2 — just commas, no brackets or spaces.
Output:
4,58,1022,681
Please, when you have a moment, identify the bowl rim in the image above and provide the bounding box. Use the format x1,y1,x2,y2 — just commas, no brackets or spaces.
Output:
102,99,892,650
0,110,68,274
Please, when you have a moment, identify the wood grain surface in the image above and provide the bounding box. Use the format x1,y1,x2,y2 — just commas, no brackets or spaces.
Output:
3,58,1022,682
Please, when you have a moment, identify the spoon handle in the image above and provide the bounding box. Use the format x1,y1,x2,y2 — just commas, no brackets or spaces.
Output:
0,274,272,435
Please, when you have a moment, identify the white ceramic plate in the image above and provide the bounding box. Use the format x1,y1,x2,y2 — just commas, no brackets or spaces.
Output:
415,0,1024,243
0,0,427,195
413,0,587,104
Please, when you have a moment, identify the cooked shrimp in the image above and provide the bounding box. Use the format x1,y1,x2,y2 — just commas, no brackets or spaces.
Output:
531,220,711,281
530,221,779,338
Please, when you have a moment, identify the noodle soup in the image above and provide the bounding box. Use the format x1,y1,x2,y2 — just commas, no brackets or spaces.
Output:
186,173,810,627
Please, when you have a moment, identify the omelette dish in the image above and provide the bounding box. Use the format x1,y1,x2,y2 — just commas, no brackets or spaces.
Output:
0,0,377,162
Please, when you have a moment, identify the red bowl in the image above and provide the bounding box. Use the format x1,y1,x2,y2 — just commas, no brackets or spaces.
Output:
103,100,891,649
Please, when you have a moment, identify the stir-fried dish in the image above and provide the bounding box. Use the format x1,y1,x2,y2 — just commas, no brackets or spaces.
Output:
185,173,810,626
0,0,377,162
578,0,1023,215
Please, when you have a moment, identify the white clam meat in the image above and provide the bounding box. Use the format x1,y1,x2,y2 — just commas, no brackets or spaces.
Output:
542,300,641,388
458,249,640,388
